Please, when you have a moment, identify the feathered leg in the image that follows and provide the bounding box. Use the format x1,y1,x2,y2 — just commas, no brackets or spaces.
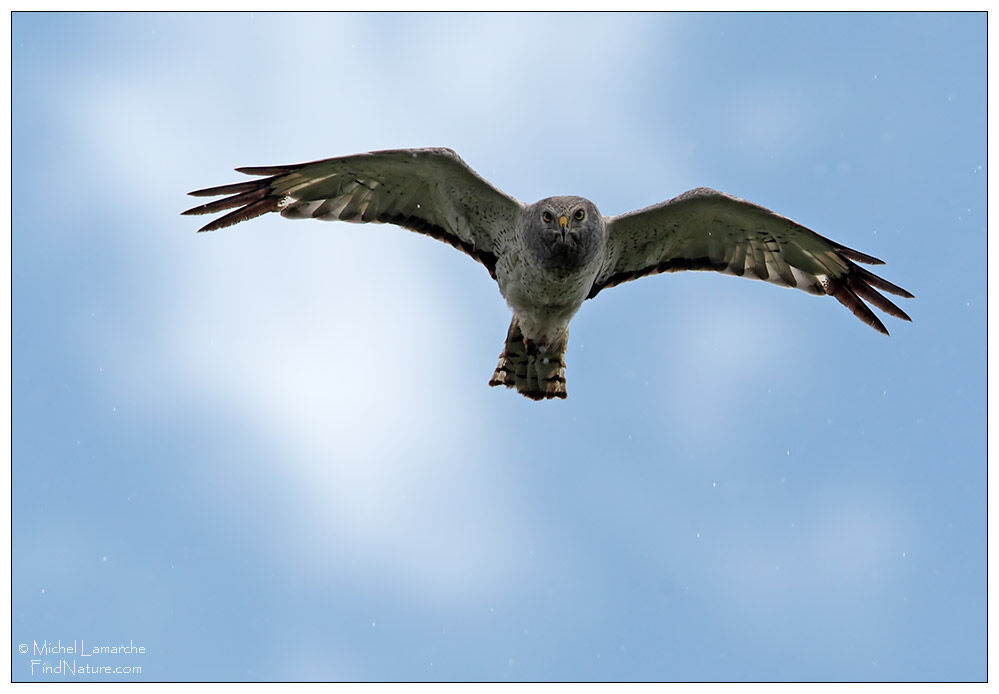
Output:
489,318,568,400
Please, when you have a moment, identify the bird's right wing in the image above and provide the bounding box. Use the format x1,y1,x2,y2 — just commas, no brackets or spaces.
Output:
590,188,912,334
183,147,524,278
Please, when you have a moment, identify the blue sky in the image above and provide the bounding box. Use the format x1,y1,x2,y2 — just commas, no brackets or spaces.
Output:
12,12,985,682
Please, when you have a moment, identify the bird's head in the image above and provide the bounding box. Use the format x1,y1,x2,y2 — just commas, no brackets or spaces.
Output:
524,196,606,272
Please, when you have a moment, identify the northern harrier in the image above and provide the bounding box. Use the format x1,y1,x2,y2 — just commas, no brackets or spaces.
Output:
183,147,912,400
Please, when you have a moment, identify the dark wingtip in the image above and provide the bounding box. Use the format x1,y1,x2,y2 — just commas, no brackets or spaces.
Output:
838,247,885,265
191,197,282,233
188,180,262,197
234,165,299,175
847,275,913,323
827,278,890,335
182,189,270,218
851,265,913,299
808,229,886,266
196,219,224,233
867,311,890,335
868,317,890,335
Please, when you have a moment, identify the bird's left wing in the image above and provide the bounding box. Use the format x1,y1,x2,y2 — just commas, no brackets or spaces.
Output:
183,147,524,278
589,187,912,334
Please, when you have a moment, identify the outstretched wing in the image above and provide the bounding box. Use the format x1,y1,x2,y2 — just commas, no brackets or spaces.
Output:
590,188,913,334
183,147,524,278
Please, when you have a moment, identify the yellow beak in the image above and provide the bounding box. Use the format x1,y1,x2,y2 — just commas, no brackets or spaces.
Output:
558,215,569,231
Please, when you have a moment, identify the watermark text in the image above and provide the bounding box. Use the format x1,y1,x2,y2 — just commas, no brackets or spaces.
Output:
16,639,145,678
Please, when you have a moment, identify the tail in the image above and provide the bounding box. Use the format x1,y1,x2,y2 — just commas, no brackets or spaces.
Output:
488,318,568,400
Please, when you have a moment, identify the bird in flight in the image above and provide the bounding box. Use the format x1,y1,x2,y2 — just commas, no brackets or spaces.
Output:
183,147,912,401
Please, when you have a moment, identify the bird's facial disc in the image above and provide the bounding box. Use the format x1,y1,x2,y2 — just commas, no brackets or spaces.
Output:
526,198,604,273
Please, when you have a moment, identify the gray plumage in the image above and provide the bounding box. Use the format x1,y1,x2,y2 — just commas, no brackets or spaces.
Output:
183,147,913,401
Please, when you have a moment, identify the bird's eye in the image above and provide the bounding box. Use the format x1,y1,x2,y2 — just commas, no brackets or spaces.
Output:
542,211,553,223
574,209,585,221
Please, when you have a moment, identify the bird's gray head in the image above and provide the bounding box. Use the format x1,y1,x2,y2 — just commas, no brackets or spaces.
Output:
523,196,606,274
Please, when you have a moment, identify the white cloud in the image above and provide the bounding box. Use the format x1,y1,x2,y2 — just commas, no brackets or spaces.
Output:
165,228,524,603
66,15,540,605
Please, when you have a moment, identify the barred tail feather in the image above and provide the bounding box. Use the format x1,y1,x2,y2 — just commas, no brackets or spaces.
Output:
489,318,568,400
